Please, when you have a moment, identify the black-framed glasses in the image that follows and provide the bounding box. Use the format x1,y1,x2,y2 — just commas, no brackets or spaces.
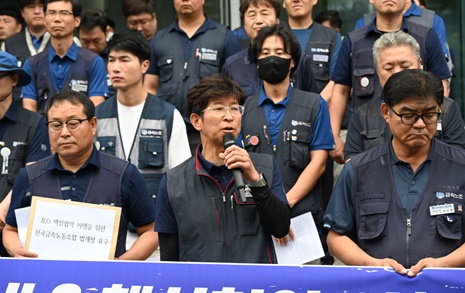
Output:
46,118,90,132
201,105,244,116
390,107,441,125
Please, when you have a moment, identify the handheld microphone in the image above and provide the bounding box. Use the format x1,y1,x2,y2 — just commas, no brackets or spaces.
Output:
223,134,246,202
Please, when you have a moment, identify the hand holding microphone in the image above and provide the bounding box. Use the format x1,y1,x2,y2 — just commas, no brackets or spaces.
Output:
222,134,245,188
222,134,261,202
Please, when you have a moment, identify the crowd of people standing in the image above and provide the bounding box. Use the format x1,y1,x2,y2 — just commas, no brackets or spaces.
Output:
0,0,465,278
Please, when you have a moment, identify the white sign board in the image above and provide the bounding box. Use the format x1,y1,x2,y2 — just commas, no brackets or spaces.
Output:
25,197,121,260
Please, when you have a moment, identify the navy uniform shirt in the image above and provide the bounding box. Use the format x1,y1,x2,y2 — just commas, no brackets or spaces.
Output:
324,140,435,236
6,148,155,228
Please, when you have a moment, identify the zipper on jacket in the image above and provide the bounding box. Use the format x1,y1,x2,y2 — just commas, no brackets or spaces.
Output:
406,217,412,266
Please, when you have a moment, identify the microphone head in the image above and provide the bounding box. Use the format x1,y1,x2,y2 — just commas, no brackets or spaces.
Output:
222,133,236,149
1,147,11,157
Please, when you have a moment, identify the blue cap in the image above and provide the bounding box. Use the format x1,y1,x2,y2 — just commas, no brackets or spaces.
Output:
0,51,31,87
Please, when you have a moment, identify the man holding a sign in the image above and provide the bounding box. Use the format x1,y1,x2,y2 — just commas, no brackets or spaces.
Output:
3,90,158,260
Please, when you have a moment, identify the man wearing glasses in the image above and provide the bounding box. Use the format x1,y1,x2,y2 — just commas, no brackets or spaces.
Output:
123,0,157,41
155,74,290,263
324,69,465,277
344,31,465,161
21,0,109,114
3,90,158,260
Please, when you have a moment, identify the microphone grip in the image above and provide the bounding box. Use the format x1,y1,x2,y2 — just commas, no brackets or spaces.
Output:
232,169,244,189
232,169,247,202
223,133,247,202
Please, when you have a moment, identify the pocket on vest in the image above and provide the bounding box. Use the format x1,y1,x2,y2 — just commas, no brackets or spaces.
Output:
8,145,27,184
361,128,385,151
96,136,116,156
358,201,389,240
310,61,329,82
199,58,220,78
353,68,375,99
435,211,462,240
232,191,259,236
289,126,312,169
158,55,174,83
138,137,165,168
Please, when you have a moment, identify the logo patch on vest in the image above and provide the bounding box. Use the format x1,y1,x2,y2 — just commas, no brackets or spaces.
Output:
141,129,163,137
12,141,27,147
70,79,88,92
310,47,329,53
199,47,218,61
291,120,311,127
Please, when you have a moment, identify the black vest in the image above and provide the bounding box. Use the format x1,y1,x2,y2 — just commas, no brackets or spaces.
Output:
26,152,129,258
0,106,43,201
242,88,323,220
4,31,50,106
166,152,276,263
28,47,98,114
154,23,227,122
4,31,32,66
348,20,429,112
350,141,465,267
95,94,174,202
304,22,339,92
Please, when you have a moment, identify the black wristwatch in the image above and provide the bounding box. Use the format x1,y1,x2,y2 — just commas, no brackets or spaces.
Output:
248,173,267,187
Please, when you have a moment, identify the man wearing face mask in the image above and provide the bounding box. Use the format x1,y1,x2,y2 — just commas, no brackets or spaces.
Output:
223,0,318,98
241,24,334,247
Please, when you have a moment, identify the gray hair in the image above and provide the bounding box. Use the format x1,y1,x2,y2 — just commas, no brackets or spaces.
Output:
373,31,421,66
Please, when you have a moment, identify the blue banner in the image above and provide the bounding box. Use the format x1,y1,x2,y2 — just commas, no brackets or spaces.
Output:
1,258,465,292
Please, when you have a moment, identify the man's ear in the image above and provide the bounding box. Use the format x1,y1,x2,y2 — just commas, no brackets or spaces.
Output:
90,116,98,136
141,59,150,74
74,16,81,28
11,74,19,87
381,103,390,123
190,113,202,131
105,25,112,37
